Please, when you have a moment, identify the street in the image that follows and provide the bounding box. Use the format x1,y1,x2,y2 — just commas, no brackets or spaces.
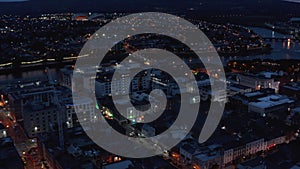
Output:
0,106,50,169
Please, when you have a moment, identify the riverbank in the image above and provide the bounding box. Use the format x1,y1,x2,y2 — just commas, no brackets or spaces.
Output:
0,60,75,76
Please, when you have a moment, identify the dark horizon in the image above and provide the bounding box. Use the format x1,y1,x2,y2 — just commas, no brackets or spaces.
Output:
0,0,300,18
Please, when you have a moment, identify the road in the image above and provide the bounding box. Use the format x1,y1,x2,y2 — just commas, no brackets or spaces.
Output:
0,107,50,169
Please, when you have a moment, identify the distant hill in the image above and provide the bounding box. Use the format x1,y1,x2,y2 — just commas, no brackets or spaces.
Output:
0,0,300,18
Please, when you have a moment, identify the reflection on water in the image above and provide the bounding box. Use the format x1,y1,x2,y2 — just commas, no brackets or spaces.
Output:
287,39,291,50
0,68,58,82
249,27,293,39
223,27,300,63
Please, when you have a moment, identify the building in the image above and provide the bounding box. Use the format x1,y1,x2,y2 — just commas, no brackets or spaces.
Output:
0,137,24,169
5,82,67,138
72,66,98,95
253,118,293,150
38,127,123,169
229,91,266,113
237,74,279,91
102,160,133,169
64,95,96,128
227,84,253,97
8,84,75,138
180,144,198,164
141,124,155,137
186,78,227,102
237,157,266,169
218,114,292,167
223,138,265,167
286,107,300,127
280,82,300,99
60,65,74,89
5,74,97,137
179,139,223,169
22,103,63,138
192,145,223,169
245,138,266,156
151,70,177,97
95,69,151,98
248,95,294,117
7,82,57,121
111,96,154,124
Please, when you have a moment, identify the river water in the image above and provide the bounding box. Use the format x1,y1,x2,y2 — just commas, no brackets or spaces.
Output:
0,27,299,82
221,27,300,63
0,68,58,83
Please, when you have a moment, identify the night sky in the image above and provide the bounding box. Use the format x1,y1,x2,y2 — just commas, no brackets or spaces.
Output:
0,0,300,17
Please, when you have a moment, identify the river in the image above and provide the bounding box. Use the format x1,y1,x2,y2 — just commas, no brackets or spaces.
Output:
0,27,300,82
0,68,59,83
221,27,300,63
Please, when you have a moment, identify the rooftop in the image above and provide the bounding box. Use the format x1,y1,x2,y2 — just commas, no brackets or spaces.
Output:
194,152,220,162
259,71,281,78
23,103,59,112
249,95,294,109
239,73,272,80
102,160,133,169
281,82,300,91
38,127,101,169
244,91,264,98
238,156,265,168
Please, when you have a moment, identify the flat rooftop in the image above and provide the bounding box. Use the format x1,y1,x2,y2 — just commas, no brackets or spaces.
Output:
249,95,294,109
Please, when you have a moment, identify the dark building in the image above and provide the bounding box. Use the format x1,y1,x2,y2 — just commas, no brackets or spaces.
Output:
0,137,24,169
280,82,300,99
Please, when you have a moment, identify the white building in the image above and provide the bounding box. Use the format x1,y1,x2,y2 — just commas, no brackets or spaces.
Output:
95,69,151,98
223,138,265,166
223,148,234,165
248,95,294,116
186,79,227,102
245,138,266,156
65,95,96,128
237,74,279,92
73,67,98,94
